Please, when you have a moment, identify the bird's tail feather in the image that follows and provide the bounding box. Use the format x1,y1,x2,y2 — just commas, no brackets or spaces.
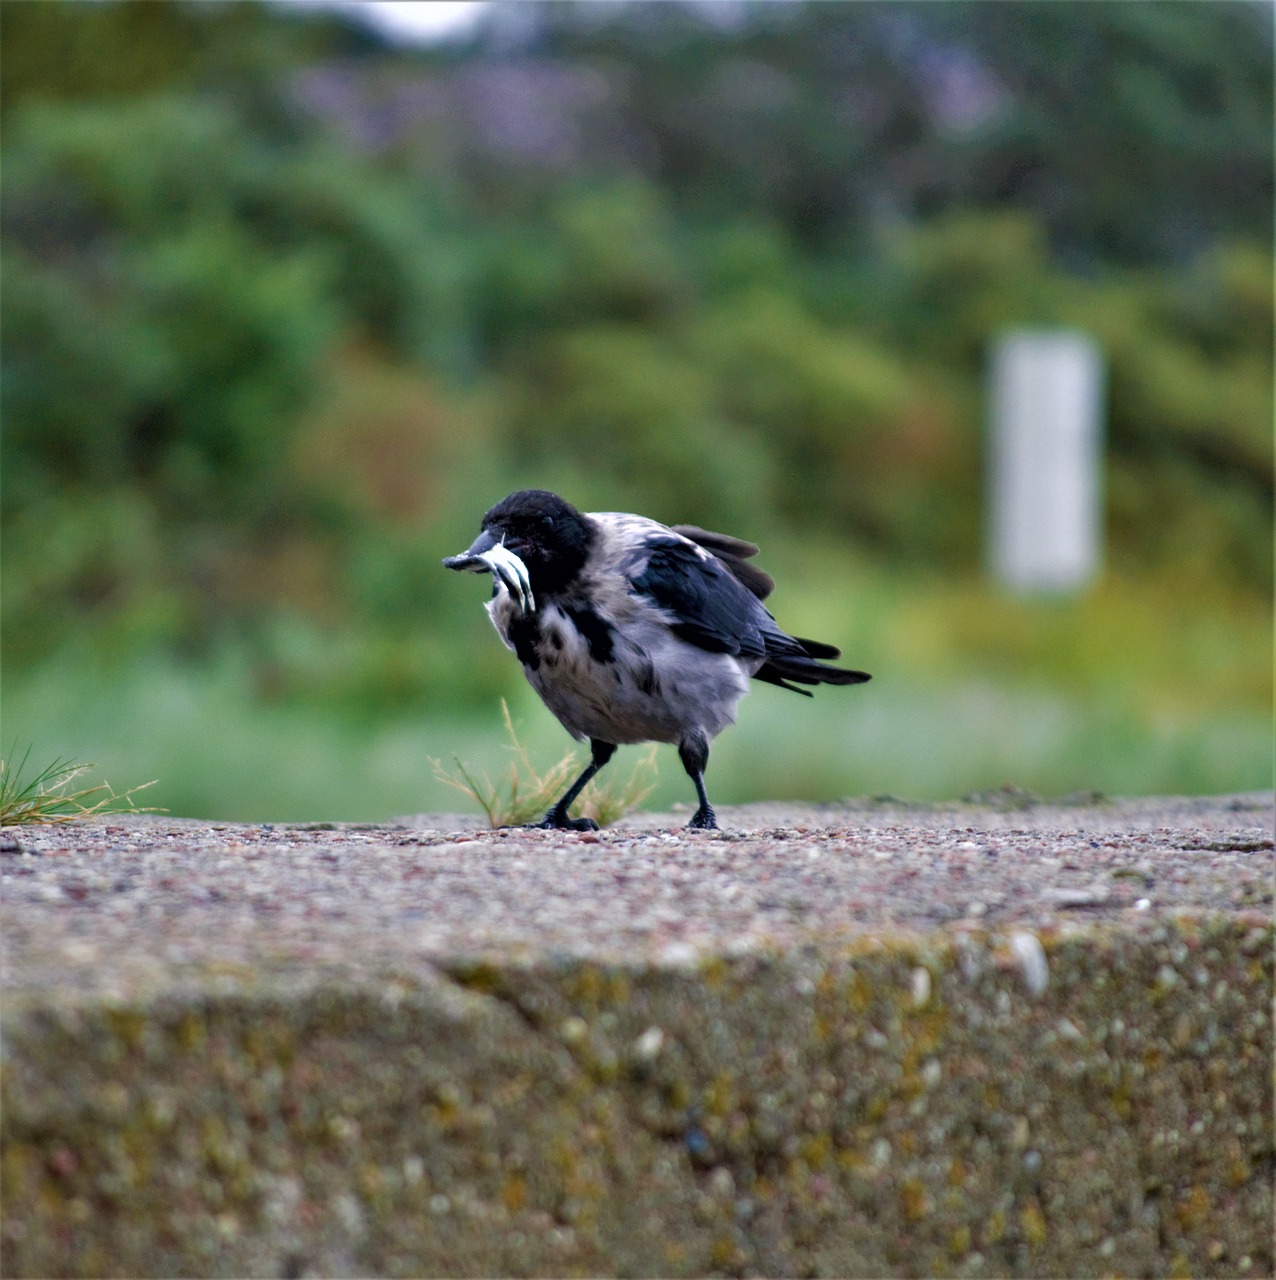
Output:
793,635,841,660
754,652,871,697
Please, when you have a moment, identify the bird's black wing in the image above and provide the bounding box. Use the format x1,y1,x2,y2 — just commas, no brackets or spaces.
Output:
631,531,871,695
631,537,784,658
671,524,775,601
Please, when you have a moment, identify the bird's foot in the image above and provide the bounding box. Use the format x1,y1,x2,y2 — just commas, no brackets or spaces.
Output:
531,810,600,832
686,806,718,831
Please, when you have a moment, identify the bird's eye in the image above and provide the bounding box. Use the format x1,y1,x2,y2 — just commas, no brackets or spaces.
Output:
541,515,554,528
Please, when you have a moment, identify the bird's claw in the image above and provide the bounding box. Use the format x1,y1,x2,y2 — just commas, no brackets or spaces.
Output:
686,807,718,830
531,811,600,832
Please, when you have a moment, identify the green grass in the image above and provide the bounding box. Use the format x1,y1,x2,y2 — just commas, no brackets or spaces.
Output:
0,643,1268,823
2,563,1269,822
0,743,159,825
431,699,657,827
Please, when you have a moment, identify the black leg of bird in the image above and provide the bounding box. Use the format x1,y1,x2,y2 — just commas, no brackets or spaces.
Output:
678,731,718,830
535,740,617,831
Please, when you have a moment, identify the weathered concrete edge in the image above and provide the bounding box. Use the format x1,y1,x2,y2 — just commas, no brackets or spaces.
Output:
3,915,1272,1279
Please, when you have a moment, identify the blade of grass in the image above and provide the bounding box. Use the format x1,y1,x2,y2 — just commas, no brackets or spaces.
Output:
431,702,658,829
430,755,501,827
0,743,161,825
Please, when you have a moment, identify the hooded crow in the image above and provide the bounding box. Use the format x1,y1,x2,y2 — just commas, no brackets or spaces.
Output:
444,489,869,831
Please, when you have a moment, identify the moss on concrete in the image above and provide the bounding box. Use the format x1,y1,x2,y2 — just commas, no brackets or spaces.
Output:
3,918,1272,1277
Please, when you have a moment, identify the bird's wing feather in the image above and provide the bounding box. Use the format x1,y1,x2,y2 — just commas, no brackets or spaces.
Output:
670,525,775,600
669,525,760,560
630,536,776,658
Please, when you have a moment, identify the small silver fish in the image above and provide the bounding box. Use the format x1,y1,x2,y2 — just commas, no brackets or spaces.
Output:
443,537,535,613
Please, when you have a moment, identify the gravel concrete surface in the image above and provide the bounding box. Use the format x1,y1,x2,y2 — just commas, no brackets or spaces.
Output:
3,793,1272,1000
2,793,1273,1279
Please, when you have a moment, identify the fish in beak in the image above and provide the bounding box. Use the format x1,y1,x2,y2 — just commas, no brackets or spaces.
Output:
443,531,535,613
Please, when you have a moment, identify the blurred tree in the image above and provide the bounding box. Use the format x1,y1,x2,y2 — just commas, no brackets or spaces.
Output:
0,0,1270,719
864,213,1274,585
1,95,462,504
927,1,1275,262
0,90,472,663
473,0,1272,264
0,0,378,121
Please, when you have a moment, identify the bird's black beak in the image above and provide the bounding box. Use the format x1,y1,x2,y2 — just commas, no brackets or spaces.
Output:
443,528,499,572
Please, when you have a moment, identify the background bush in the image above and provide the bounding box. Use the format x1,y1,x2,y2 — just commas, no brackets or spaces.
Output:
2,0,1270,817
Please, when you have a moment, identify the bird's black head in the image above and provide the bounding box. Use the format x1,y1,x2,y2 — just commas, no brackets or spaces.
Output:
480,489,595,596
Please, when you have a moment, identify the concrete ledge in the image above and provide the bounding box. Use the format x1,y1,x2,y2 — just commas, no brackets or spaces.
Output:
2,797,1272,1276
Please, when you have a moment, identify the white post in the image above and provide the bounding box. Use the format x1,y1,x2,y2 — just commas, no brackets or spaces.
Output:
989,330,1104,593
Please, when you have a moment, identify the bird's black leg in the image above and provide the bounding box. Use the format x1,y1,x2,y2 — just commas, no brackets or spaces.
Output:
534,740,617,831
678,731,718,830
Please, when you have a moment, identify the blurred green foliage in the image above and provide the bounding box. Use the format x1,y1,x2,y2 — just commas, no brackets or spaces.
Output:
1,0,1271,814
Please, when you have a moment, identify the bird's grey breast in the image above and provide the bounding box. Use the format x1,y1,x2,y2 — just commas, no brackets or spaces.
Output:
489,601,745,747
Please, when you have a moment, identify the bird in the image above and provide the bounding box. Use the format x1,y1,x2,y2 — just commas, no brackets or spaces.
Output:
443,489,869,831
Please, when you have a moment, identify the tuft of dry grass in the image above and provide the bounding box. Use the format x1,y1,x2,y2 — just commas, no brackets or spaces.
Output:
0,745,161,826
431,701,657,828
